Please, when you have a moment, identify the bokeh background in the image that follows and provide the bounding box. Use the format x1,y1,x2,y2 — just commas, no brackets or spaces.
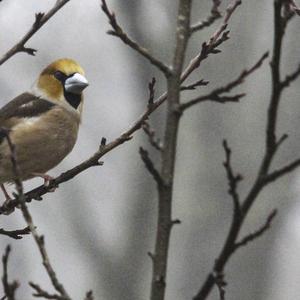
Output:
1,1,300,299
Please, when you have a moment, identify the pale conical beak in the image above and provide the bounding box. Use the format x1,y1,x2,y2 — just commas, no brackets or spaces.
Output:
65,73,89,94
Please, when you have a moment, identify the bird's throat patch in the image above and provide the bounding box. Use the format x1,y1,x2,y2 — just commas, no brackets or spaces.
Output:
63,92,82,109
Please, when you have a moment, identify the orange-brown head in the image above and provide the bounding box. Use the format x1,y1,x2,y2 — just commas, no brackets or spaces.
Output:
35,58,88,112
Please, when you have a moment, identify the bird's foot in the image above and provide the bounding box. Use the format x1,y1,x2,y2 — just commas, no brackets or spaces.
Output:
32,173,56,192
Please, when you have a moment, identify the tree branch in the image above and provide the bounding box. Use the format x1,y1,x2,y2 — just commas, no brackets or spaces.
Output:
234,209,277,249
142,121,163,151
30,282,61,300
100,0,172,77
1,246,19,300
281,63,300,88
150,1,192,299
139,147,164,187
193,2,300,298
181,52,269,110
190,0,222,33
222,140,242,216
0,226,30,240
264,157,300,184
0,0,70,66
181,0,242,83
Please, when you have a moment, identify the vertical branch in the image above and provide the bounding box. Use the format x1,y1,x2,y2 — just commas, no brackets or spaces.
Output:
150,1,192,300
260,0,285,174
1,246,19,300
193,1,292,299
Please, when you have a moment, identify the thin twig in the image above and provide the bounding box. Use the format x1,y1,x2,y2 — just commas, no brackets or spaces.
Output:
180,79,209,91
100,0,172,77
84,291,94,300
181,52,269,110
181,0,242,83
1,246,19,300
142,122,163,151
222,140,242,215
190,0,222,33
281,63,300,88
0,226,31,240
139,147,164,186
29,282,61,300
148,78,156,107
234,209,277,249
0,0,70,65
213,271,226,300
264,157,300,184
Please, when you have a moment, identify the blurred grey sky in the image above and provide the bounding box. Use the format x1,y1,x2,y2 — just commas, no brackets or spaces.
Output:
1,1,300,299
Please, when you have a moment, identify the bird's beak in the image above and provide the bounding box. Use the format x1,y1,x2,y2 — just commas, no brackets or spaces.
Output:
65,73,89,94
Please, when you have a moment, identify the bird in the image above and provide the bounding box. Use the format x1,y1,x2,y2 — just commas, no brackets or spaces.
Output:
0,58,88,205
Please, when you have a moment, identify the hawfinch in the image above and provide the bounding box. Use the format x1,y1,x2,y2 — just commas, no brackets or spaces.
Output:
0,58,88,202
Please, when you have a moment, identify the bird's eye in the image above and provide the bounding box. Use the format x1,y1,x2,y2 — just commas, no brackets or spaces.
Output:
54,71,67,82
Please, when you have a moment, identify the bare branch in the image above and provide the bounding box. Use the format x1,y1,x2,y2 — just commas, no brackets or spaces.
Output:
224,0,242,23
142,121,163,151
148,78,156,107
213,271,226,300
84,291,94,300
150,1,192,299
193,3,297,298
30,282,61,300
222,140,242,215
235,209,277,249
181,0,242,83
181,52,269,110
264,158,300,184
281,63,300,88
2,246,19,300
139,147,164,187
190,0,222,33
180,79,209,91
0,226,30,240
100,0,172,77
0,0,70,65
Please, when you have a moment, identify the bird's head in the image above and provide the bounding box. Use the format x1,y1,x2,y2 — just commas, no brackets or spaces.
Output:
35,58,88,111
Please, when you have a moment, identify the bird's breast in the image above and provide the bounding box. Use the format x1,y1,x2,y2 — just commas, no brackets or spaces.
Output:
0,106,80,182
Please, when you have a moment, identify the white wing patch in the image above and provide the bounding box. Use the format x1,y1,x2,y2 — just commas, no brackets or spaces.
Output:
13,116,41,131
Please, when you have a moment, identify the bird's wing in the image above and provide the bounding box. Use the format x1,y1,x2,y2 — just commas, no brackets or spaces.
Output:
0,93,56,143
0,92,55,122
